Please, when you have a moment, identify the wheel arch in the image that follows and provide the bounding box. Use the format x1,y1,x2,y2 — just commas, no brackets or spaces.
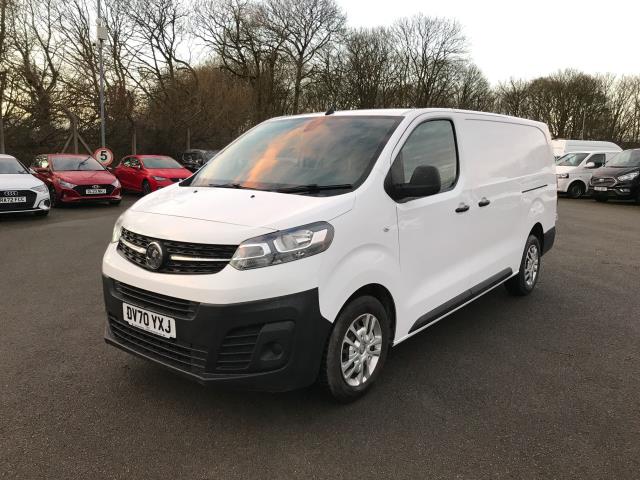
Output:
529,222,544,252
568,179,587,194
339,284,397,344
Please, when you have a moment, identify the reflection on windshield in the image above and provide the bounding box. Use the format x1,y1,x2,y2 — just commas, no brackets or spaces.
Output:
0,157,28,174
605,149,640,168
557,153,588,167
52,156,105,171
190,116,402,192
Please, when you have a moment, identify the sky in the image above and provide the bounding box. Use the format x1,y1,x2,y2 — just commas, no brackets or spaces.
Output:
339,0,640,85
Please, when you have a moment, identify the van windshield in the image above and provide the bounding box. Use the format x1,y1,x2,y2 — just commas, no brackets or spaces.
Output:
605,149,640,168
189,116,402,193
556,153,589,167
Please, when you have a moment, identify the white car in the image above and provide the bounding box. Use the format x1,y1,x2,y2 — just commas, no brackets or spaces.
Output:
0,154,51,216
555,151,619,198
102,109,557,401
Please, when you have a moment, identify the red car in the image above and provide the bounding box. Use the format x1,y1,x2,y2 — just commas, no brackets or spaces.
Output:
32,154,122,206
111,155,192,194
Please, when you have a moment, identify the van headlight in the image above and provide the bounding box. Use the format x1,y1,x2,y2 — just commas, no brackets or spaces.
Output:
617,171,639,182
230,222,334,270
111,214,125,243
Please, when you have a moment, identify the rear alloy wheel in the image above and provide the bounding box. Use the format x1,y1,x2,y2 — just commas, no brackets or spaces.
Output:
320,295,390,402
142,180,152,195
505,234,541,296
567,182,585,199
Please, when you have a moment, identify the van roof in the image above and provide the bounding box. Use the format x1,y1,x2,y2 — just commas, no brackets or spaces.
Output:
278,108,547,128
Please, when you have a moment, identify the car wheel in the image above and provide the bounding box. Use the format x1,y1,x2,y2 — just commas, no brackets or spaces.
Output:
567,182,585,199
142,180,152,195
319,295,390,402
505,234,541,296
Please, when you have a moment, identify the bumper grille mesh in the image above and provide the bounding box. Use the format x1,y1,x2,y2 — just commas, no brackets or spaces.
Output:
215,324,263,372
113,280,198,320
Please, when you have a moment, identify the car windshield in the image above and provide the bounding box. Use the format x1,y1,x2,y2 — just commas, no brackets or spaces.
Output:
190,116,402,192
604,150,640,168
52,156,105,171
142,156,183,169
0,157,28,174
556,153,589,167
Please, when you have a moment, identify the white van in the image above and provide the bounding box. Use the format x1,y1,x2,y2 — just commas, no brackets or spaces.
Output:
552,139,621,159
102,109,557,401
556,151,620,198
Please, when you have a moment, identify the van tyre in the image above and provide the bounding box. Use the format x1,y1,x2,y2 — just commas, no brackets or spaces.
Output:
319,295,390,402
567,182,585,199
505,235,541,296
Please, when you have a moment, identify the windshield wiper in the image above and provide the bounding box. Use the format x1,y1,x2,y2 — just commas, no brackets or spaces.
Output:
208,182,248,189
276,183,354,193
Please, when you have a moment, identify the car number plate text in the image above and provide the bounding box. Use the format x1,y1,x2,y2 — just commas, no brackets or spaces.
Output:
122,303,176,338
86,188,107,195
594,186,608,192
0,196,26,204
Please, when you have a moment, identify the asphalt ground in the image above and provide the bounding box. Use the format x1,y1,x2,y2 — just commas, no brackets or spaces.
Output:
1,196,638,479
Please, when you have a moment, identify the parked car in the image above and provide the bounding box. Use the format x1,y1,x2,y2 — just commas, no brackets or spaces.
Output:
589,148,640,203
0,154,50,216
31,153,121,206
552,139,621,159
102,109,556,401
112,155,192,195
555,151,619,198
180,149,220,172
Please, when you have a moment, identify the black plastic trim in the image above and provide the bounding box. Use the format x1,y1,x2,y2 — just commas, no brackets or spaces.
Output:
522,184,547,193
542,226,556,255
409,268,513,334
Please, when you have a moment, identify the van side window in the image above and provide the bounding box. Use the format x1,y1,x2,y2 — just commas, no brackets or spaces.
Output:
390,120,458,195
589,153,605,167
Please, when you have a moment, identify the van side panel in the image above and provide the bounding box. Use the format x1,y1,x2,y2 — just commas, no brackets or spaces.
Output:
457,116,556,287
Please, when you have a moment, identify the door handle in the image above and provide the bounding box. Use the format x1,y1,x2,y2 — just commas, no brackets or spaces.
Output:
478,197,491,207
455,203,470,213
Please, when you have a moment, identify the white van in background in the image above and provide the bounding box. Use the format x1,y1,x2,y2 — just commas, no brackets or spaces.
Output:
552,139,621,159
556,151,620,198
102,109,557,401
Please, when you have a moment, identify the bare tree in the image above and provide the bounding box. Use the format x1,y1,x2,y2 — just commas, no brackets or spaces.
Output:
266,0,345,114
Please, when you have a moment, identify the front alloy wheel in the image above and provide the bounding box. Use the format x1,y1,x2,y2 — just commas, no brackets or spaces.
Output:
320,295,390,402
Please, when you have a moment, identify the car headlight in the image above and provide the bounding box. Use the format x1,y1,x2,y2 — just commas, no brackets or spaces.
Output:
230,222,334,270
58,179,76,189
112,178,121,188
111,214,125,243
31,184,48,193
152,176,168,181
617,171,639,182
556,173,569,179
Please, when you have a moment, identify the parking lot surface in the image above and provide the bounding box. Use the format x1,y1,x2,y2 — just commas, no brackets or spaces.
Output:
1,197,639,479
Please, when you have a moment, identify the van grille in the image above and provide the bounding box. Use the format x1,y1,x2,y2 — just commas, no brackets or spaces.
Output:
113,280,198,320
118,228,237,274
108,315,207,371
214,324,263,372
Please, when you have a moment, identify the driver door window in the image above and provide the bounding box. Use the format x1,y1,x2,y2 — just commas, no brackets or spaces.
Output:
588,153,605,167
389,120,458,197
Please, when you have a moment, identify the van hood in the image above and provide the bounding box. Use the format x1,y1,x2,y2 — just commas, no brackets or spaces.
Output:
55,170,116,185
131,185,356,230
0,173,44,189
592,166,640,178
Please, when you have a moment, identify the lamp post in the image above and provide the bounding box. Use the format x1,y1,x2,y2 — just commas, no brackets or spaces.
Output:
0,70,5,154
96,1,108,148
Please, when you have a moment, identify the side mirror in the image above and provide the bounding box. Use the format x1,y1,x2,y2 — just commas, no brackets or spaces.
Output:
387,165,441,202
585,161,596,169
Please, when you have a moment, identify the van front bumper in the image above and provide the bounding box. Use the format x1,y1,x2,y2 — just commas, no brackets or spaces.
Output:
103,276,331,391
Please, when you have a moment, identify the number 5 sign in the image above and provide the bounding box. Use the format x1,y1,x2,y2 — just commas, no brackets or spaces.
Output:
94,147,114,166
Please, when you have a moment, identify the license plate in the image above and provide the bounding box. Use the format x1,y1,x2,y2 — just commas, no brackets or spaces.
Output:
0,196,26,204
86,188,107,195
122,303,176,338
594,186,607,192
